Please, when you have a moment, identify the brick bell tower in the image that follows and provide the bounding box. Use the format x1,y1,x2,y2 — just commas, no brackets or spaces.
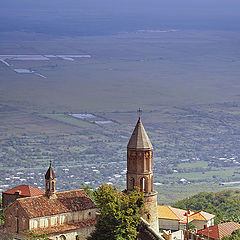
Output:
127,117,158,232
45,161,56,198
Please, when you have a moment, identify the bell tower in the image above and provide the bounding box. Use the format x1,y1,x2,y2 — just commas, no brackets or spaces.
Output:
45,161,56,198
127,116,158,232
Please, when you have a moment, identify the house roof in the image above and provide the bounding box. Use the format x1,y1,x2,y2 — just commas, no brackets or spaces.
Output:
158,205,180,220
158,206,215,224
16,189,96,218
127,118,153,150
158,205,194,223
2,185,45,197
198,222,240,240
190,211,215,221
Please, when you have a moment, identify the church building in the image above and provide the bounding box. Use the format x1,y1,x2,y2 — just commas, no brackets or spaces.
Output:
3,163,97,240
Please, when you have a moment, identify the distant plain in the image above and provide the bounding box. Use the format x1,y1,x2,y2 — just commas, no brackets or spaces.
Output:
1,29,240,203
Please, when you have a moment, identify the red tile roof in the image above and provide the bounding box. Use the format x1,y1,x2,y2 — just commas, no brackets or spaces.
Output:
17,189,96,218
3,185,45,197
198,222,240,239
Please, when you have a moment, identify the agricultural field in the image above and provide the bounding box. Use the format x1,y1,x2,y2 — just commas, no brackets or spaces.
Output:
1,30,240,203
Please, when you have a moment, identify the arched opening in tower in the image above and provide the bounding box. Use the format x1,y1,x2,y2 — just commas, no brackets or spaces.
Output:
140,177,148,193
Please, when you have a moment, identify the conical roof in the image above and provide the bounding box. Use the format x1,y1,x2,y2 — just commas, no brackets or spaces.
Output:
127,118,153,150
45,162,56,180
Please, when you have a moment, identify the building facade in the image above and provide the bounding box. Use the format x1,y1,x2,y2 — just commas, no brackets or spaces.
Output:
4,163,97,240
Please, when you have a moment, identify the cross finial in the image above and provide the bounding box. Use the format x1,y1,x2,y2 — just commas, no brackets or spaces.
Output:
50,160,52,167
137,108,142,119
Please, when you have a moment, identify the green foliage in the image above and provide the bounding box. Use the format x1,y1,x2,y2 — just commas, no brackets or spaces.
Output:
87,184,144,240
0,208,6,226
25,231,49,240
173,190,240,224
222,229,240,240
0,198,6,226
187,222,195,230
80,183,95,202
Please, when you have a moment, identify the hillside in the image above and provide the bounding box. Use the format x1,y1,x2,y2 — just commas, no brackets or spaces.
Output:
173,190,240,224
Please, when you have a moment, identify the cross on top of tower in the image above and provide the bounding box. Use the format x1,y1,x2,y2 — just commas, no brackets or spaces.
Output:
137,108,142,119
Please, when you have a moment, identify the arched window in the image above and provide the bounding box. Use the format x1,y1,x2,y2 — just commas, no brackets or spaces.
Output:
16,217,19,233
52,181,55,191
140,177,145,192
140,177,148,193
59,235,66,240
151,176,153,192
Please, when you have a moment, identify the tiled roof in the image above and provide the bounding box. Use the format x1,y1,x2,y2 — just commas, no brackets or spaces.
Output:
190,211,215,221
2,185,45,197
31,219,96,235
170,206,193,221
158,205,180,220
198,222,240,239
17,189,96,218
158,205,194,223
127,118,153,150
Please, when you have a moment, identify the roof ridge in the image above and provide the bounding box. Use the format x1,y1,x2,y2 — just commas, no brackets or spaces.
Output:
168,206,182,220
190,211,207,220
57,189,85,194
16,188,86,202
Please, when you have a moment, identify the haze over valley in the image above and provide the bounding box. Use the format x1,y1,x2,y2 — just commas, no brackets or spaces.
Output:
1,0,240,203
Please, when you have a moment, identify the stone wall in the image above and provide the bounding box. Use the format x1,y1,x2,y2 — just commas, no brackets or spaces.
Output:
142,191,158,232
48,225,95,240
159,219,179,231
4,202,29,234
2,193,25,208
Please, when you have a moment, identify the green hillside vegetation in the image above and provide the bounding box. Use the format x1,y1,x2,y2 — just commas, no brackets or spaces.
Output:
172,190,240,224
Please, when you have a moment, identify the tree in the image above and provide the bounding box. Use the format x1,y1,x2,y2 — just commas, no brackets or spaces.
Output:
87,184,144,240
0,198,5,226
80,183,95,202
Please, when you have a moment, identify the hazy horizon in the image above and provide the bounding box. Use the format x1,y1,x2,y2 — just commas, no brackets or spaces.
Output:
1,0,240,36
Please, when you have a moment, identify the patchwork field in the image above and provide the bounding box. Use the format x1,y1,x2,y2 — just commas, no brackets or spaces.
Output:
1,30,240,203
